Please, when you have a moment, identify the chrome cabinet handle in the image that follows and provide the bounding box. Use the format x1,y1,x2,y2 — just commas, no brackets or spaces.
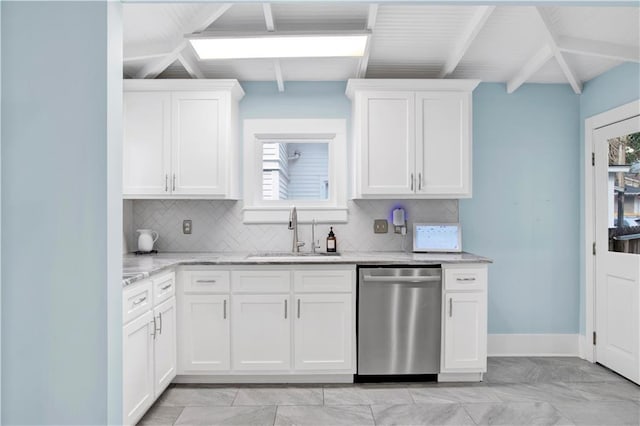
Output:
410,173,414,191
418,173,422,190
223,299,227,319
196,279,217,284
297,299,301,319
284,299,288,319
156,313,163,335
133,296,147,306
165,174,169,192
456,277,476,282
161,283,172,290
449,298,453,318
172,173,176,191
151,317,157,339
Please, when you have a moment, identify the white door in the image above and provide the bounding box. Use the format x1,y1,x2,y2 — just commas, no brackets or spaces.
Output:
359,91,416,195
179,295,230,372
153,297,176,396
442,292,487,371
123,311,154,426
171,91,226,196
594,116,640,384
123,91,171,196
416,92,471,196
294,293,353,371
232,294,291,371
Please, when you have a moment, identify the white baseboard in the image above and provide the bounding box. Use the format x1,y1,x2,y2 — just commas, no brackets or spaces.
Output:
488,334,581,357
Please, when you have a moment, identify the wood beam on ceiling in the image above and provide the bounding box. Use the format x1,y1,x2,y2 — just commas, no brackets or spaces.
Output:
274,59,284,92
438,6,495,79
533,6,582,94
557,36,640,63
263,3,275,32
177,46,206,79
357,4,378,79
134,3,232,79
506,44,554,94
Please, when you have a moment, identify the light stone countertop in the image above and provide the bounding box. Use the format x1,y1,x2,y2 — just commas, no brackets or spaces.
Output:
123,251,492,287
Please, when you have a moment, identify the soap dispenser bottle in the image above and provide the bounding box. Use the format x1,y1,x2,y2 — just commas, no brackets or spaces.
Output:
327,227,337,253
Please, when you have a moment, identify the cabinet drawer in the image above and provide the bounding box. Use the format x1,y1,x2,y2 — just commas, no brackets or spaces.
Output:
232,270,291,293
153,272,175,305
182,270,230,294
294,269,354,293
123,280,153,324
444,267,487,292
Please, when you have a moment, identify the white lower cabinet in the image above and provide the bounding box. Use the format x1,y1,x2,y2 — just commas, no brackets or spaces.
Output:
232,294,292,371
123,310,155,426
294,293,353,371
122,272,177,425
153,298,177,396
176,265,356,377
440,265,488,375
442,292,486,370
180,294,230,372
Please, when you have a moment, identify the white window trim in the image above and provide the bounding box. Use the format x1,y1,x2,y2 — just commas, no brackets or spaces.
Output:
243,118,348,224
583,99,640,362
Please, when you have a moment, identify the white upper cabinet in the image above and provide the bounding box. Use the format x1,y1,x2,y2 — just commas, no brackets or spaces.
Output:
347,79,480,199
123,80,244,199
123,92,171,196
359,92,416,195
416,92,471,196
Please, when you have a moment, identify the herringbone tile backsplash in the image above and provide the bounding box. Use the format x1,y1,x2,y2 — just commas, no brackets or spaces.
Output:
126,199,458,253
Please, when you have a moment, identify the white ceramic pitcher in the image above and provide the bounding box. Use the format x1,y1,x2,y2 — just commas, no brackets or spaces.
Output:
137,229,159,252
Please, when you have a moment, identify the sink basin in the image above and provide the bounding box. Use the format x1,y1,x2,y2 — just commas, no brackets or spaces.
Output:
247,252,341,261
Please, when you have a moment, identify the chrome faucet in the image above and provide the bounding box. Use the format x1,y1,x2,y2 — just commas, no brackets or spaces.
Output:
288,206,305,253
311,219,321,254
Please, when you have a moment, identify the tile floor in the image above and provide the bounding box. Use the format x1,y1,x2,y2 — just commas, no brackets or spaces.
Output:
139,357,640,426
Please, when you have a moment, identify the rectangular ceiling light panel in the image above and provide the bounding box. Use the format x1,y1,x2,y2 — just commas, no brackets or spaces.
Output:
190,34,368,60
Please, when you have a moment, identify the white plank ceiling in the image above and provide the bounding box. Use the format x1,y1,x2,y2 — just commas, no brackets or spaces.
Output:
123,2,640,93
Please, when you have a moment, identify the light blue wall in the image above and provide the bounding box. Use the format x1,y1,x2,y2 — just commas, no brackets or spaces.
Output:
460,83,581,334
578,62,640,333
1,2,118,424
240,81,350,119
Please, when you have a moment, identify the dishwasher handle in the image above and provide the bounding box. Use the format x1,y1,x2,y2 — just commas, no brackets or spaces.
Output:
362,274,441,283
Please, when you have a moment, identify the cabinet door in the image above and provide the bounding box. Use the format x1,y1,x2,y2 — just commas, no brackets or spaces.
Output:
123,92,171,196
416,92,471,196
153,298,176,397
442,292,487,371
232,294,291,371
294,294,353,371
123,311,154,426
179,295,230,372
359,92,416,195
171,91,227,196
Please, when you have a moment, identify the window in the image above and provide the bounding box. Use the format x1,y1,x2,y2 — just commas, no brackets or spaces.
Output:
243,119,348,223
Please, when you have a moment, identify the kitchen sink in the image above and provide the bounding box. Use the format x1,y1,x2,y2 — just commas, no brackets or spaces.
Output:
246,252,341,260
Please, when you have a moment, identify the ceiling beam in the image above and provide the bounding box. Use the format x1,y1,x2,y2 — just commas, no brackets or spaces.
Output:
135,3,232,79
177,46,206,79
357,4,378,79
124,41,175,63
506,44,554,94
274,59,284,92
438,6,495,78
557,36,640,63
534,6,582,94
263,3,275,32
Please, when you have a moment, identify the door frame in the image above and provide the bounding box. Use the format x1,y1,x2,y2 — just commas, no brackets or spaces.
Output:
584,99,640,362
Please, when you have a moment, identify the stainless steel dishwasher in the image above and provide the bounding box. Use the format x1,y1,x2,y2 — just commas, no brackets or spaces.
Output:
358,267,441,376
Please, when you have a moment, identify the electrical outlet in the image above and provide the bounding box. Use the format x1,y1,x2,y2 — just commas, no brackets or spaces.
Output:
183,220,192,234
374,219,388,234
